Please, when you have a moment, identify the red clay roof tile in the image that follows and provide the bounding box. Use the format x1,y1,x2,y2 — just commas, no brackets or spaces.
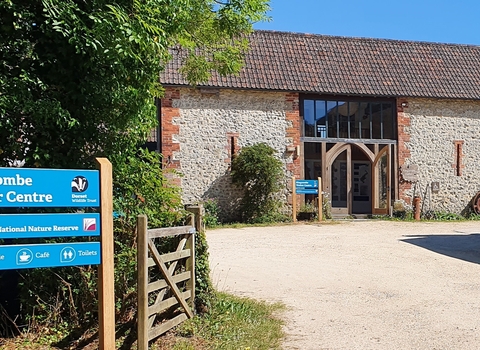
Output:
160,30,480,99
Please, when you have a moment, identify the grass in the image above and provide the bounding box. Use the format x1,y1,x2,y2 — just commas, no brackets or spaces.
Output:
207,218,342,230
153,292,285,350
371,211,480,222
0,292,285,350
210,221,290,229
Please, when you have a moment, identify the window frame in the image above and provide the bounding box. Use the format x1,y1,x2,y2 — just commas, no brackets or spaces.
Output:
300,94,397,142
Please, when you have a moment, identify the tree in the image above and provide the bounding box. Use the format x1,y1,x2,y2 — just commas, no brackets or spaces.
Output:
0,0,270,169
0,0,270,336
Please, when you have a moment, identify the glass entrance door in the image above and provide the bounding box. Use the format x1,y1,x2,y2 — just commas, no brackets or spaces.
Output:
352,161,371,214
331,155,347,208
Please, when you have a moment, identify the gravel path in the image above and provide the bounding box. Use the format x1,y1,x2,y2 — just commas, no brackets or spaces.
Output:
207,221,480,349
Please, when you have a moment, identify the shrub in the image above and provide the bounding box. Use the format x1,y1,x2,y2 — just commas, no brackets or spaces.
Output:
203,198,220,228
230,143,284,223
299,201,317,213
322,193,332,219
393,210,413,220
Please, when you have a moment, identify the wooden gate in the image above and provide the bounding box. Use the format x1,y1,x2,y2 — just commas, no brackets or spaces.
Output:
137,215,196,350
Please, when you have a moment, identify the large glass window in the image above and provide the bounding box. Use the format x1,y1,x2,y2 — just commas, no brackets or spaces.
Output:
315,101,327,138
304,143,322,180
326,101,337,138
302,98,395,140
304,100,315,137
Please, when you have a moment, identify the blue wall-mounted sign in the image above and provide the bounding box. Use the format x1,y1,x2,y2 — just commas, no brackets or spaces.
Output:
0,242,101,270
296,180,319,194
0,168,99,207
0,213,100,239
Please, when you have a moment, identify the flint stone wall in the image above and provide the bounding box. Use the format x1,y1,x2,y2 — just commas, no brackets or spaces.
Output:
171,88,294,221
402,98,480,214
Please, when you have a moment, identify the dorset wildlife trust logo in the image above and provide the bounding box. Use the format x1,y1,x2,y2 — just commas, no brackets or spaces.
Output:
71,176,88,193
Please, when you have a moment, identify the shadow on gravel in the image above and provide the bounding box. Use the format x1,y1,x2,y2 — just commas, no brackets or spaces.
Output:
401,233,480,265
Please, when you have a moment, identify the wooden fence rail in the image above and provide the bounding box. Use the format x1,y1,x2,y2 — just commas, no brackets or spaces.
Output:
137,215,196,350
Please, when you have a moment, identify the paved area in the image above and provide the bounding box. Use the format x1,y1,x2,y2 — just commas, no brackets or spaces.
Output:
207,221,480,349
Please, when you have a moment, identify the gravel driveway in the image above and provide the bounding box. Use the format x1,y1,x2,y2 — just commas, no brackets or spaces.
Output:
207,221,480,349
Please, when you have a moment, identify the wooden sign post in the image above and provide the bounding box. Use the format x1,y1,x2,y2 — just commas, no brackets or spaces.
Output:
96,158,115,350
137,215,148,350
317,177,323,222
292,177,297,223
292,177,323,222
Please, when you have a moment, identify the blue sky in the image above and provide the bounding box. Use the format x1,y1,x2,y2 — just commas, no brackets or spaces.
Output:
254,0,480,45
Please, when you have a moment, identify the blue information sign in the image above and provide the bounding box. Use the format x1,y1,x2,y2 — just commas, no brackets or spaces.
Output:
296,180,318,188
0,168,99,207
0,213,100,239
0,242,101,270
296,180,319,194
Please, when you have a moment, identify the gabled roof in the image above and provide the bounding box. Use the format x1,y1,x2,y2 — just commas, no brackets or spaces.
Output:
160,30,480,100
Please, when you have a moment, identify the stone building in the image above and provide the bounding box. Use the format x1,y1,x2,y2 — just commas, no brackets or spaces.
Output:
155,30,480,219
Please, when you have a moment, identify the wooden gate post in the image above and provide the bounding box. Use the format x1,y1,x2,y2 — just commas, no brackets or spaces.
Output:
185,205,204,232
137,215,148,350
185,231,196,310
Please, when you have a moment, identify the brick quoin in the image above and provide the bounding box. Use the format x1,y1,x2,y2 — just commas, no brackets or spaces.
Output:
285,93,301,205
397,99,413,205
161,88,181,170
225,132,240,164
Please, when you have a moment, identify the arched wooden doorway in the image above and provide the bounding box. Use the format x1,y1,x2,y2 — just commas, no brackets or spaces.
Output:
324,143,390,216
